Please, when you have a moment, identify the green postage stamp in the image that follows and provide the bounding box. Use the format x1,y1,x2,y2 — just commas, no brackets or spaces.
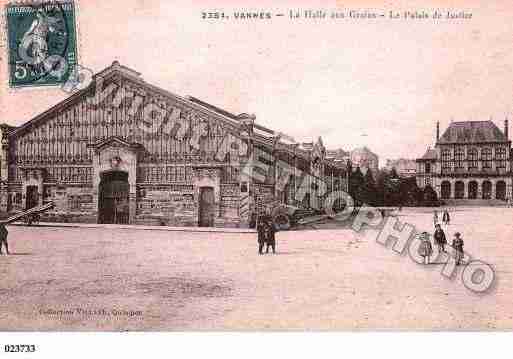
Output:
5,1,78,88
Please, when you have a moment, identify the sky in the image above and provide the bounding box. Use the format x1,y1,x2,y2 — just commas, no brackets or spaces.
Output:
1,0,513,166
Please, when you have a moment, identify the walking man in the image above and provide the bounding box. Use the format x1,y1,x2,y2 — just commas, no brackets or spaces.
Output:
433,210,439,226
265,217,276,254
0,222,9,255
452,232,464,266
433,223,447,253
442,209,450,225
257,215,267,255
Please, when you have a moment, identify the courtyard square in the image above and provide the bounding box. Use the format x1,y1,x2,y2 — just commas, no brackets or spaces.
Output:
0,207,512,330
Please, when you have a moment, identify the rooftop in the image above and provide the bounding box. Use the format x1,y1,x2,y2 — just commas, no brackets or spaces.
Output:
437,120,508,144
418,148,437,161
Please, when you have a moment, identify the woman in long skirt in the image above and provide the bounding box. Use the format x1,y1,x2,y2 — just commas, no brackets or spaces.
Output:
418,232,433,264
433,223,447,253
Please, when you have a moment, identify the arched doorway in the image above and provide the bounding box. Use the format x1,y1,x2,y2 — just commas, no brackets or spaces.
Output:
468,181,478,199
454,181,464,199
441,181,451,199
482,180,492,200
496,181,506,200
98,171,129,224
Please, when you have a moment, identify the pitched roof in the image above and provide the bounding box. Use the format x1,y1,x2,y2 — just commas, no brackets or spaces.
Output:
8,61,336,166
417,148,437,161
437,120,508,144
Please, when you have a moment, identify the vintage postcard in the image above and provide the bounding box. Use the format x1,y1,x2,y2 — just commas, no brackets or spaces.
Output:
0,0,511,336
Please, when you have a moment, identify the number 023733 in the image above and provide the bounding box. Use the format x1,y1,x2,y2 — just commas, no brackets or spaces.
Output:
4,344,36,353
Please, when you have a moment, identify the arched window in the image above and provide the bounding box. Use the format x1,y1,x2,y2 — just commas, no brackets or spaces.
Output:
496,181,506,200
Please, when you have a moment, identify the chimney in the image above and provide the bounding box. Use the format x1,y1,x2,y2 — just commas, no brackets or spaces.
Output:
436,122,440,141
505,118,509,139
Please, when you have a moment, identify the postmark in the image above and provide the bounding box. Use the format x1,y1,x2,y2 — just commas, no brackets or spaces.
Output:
5,0,77,88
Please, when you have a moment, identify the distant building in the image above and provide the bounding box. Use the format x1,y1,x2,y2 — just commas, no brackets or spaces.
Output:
325,148,350,164
416,148,437,189
416,120,512,203
350,146,379,175
385,159,416,178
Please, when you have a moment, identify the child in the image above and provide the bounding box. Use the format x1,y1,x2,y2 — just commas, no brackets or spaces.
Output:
452,232,464,266
418,231,433,264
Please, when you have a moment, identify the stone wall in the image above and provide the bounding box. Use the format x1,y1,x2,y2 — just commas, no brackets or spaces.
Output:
40,184,96,223
134,184,196,226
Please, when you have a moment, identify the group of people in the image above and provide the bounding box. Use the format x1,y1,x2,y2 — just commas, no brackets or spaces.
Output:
257,214,276,255
418,209,464,265
433,209,451,226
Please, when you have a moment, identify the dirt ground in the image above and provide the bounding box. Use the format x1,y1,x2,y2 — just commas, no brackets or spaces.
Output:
0,207,511,330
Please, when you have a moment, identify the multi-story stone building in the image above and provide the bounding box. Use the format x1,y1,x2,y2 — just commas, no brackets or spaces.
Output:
416,120,512,203
0,62,348,227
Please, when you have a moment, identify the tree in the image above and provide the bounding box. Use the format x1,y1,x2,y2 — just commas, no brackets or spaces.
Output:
399,177,422,206
361,169,378,205
374,169,388,206
349,166,364,204
423,185,438,206
383,174,401,206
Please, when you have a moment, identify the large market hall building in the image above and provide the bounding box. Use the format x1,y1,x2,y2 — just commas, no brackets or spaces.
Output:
0,62,348,227
416,120,512,204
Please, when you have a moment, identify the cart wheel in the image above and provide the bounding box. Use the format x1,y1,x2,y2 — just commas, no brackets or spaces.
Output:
273,214,291,231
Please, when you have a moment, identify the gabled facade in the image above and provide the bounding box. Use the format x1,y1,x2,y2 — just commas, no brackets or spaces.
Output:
0,62,348,227
416,120,512,203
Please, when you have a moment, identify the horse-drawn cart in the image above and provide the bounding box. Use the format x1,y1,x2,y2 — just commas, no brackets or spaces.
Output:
2,202,55,225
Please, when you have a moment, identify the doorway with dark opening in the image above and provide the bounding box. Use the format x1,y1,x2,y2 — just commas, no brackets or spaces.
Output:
25,185,38,210
98,171,129,224
198,187,215,227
